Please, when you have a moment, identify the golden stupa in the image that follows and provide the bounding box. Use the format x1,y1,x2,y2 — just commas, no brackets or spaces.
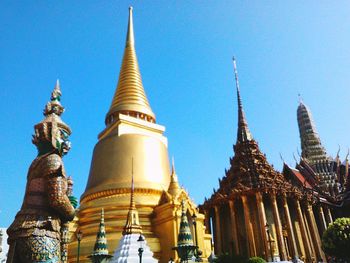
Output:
68,7,211,263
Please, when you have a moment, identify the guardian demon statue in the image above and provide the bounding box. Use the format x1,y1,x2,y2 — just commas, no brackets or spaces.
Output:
7,81,76,263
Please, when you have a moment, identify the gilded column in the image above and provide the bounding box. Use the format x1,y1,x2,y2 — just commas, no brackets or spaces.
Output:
271,194,287,261
318,205,327,233
282,195,298,260
325,206,333,226
228,199,239,255
204,210,211,234
255,192,269,260
214,205,222,255
305,203,327,262
302,205,317,260
242,195,256,256
295,199,312,262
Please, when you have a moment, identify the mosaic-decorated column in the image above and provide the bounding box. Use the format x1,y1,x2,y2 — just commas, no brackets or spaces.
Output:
228,199,239,255
295,200,312,262
282,195,298,260
214,205,222,254
325,206,333,226
255,192,269,260
305,204,326,262
242,195,256,256
271,194,287,261
318,205,327,233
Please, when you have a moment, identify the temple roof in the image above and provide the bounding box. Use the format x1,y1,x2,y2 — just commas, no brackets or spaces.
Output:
106,7,155,124
203,59,301,206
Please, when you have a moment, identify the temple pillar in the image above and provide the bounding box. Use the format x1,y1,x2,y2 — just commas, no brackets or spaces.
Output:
302,204,317,261
242,195,256,257
204,210,211,234
318,205,327,233
214,205,222,255
255,192,269,260
228,199,239,255
295,199,312,262
325,206,333,226
305,203,327,262
282,195,298,260
271,194,287,261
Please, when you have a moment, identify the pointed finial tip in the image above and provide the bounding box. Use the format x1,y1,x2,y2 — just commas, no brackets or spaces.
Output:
171,156,175,173
298,93,304,104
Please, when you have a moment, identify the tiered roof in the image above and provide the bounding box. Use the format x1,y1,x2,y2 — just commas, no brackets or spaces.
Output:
204,58,303,207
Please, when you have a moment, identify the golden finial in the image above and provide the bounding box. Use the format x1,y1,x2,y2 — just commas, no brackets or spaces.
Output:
171,156,176,174
126,6,135,47
106,7,156,124
168,157,181,196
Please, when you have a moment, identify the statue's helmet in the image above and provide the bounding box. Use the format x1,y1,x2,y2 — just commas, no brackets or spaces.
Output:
32,81,72,156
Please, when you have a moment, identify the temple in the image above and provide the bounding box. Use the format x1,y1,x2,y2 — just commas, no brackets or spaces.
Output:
293,100,350,216
68,7,211,262
201,58,331,262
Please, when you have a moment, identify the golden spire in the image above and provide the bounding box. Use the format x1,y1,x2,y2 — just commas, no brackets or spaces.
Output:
168,157,181,196
106,7,155,125
123,158,142,235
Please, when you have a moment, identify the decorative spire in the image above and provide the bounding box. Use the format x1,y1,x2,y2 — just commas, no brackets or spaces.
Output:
168,157,181,196
123,158,142,235
88,208,113,261
173,201,196,261
106,6,155,125
177,201,194,247
233,57,252,143
297,100,328,164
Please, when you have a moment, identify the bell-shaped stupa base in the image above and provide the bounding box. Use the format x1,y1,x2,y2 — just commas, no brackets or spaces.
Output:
110,233,157,263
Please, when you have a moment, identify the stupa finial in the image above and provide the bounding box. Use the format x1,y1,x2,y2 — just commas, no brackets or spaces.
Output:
168,157,181,196
126,6,135,47
106,6,156,125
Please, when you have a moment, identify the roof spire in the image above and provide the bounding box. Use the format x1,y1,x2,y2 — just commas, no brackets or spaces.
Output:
88,208,113,261
174,201,195,261
106,7,155,125
123,158,141,235
168,157,181,196
232,57,252,143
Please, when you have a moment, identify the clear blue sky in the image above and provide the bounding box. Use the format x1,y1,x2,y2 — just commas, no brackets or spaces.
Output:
1,1,349,227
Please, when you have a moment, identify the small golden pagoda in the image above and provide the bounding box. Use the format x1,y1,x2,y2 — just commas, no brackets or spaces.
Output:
68,7,211,262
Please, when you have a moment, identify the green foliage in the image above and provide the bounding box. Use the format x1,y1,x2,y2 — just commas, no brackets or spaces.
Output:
322,217,350,261
247,256,266,263
213,253,246,263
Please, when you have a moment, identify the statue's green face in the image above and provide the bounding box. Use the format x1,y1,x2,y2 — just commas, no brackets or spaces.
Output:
56,129,71,156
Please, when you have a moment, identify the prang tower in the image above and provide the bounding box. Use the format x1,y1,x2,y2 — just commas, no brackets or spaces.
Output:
69,7,211,262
